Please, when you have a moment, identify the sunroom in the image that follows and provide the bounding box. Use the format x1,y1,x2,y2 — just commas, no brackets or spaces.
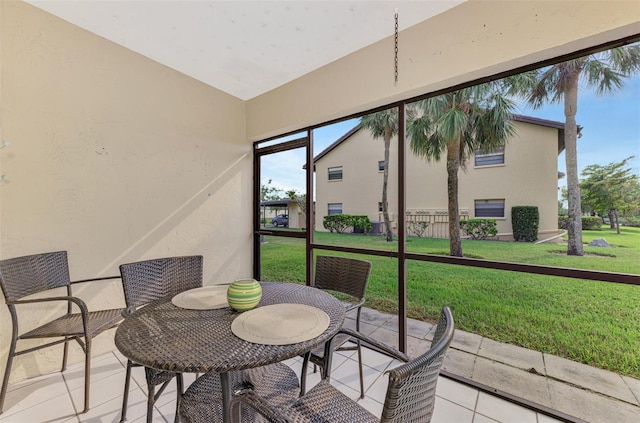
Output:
1,1,638,422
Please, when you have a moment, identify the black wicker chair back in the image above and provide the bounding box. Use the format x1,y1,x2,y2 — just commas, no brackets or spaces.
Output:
118,255,203,423
314,255,371,299
301,255,372,398
120,255,203,309
0,251,72,301
233,306,454,423
0,251,123,415
380,306,454,423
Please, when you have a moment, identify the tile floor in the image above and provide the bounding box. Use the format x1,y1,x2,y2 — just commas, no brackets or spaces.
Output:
0,344,563,423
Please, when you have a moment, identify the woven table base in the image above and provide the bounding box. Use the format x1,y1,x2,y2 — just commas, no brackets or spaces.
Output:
179,363,299,423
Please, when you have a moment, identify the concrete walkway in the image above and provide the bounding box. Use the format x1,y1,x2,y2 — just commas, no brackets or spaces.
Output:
348,307,640,423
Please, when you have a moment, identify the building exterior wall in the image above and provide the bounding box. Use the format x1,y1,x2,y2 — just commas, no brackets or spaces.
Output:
0,1,250,383
315,120,560,240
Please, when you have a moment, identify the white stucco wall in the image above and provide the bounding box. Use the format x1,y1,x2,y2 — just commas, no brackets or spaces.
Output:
0,1,250,383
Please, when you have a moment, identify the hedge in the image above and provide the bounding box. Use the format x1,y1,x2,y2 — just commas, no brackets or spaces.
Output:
460,219,497,240
558,215,602,230
323,214,372,234
512,206,539,242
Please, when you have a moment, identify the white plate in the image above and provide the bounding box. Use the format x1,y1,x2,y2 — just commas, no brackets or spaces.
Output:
171,285,229,310
231,303,330,345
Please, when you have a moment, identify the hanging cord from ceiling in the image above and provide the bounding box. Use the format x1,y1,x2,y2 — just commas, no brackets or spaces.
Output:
394,9,399,84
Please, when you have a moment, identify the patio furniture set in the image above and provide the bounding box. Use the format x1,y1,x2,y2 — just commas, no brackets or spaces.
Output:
0,251,454,423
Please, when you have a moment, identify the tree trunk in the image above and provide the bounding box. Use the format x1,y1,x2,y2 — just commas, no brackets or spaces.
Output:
382,134,394,242
564,72,584,256
446,142,463,257
609,208,615,229
614,209,620,234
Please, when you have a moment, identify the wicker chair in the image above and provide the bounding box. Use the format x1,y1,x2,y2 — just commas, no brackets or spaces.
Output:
118,255,203,423
300,255,371,398
235,306,455,423
0,251,124,414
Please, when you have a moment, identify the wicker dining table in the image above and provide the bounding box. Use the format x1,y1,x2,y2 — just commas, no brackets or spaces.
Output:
114,281,346,423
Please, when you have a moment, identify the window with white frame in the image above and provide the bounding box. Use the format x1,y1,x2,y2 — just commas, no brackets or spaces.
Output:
475,199,505,218
328,166,343,180
378,161,385,171
475,146,505,166
378,202,383,212
328,203,343,215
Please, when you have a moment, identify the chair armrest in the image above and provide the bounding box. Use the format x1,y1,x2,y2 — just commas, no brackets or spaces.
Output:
70,275,121,285
344,297,365,313
231,390,291,423
9,295,90,324
10,295,88,310
339,327,410,363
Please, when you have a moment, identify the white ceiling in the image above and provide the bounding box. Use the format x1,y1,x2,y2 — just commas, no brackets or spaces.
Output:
27,1,465,100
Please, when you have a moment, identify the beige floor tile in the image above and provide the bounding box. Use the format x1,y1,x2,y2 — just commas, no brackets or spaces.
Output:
537,413,566,423
77,388,148,423
436,376,479,411
2,373,70,418
355,395,383,417
329,357,382,394
475,392,537,423
6,339,614,423
68,371,128,413
0,390,77,422
363,371,389,404
472,413,499,423
431,396,474,423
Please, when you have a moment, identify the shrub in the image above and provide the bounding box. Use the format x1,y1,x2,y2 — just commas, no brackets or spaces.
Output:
460,219,497,240
558,215,603,230
558,215,567,229
351,215,372,233
408,221,429,237
582,216,602,230
512,206,539,242
323,215,350,233
323,214,372,234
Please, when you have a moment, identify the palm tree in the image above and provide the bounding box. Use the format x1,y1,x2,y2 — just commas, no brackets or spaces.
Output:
407,82,517,257
525,44,640,256
360,109,398,242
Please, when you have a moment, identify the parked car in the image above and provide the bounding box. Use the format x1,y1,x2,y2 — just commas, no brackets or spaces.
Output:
272,214,289,227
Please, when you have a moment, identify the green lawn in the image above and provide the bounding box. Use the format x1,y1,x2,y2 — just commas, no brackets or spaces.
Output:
260,227,640,378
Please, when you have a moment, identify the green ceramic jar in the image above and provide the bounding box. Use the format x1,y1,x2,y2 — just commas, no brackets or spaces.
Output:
227,278,262,312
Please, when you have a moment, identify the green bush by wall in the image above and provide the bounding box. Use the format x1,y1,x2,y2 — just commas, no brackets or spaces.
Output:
512,206,539,242
558,215,602,230
323,214,372,234
460,219,497,240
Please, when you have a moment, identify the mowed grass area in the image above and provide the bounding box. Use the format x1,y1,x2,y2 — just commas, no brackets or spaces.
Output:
260,227,640,378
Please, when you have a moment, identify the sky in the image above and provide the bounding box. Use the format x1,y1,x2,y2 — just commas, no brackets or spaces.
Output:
261,73,640,198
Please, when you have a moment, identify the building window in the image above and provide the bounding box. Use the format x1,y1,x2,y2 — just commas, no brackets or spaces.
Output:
475,146,505,166
378,202,383,212
328,203,343,215
328,166,343,180
378,161,385,171
475,199,505,218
